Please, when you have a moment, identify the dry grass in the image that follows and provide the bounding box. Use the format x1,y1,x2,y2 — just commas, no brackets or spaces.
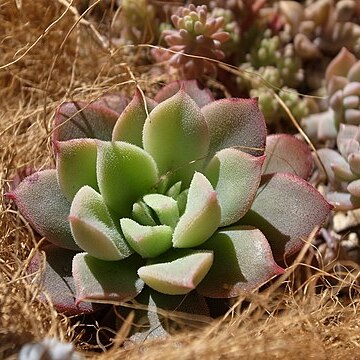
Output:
1,1,360,359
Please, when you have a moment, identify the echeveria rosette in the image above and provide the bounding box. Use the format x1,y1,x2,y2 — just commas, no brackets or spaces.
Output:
302,48,360,142
317,123,360,211
7,81,331,319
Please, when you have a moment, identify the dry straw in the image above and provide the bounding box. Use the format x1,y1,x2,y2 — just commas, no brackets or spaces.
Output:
1,1,359,359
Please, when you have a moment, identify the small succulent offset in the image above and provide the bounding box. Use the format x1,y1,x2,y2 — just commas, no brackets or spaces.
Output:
237,29,308,125
7,81,331,322
302,47,360,142
317,124,360,211
153,4,230,78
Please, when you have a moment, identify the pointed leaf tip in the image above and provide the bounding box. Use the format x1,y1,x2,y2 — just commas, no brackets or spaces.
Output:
112,91,157,147
154,80,214,108
172,172,221,248
138,250,214,295
206,149,264,226
143,90,209,186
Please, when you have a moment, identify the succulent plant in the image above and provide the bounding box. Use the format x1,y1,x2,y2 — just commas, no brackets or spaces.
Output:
236,28,307,125
7,81,331,331
153,4,230,78
302,47,360,142
278,0,360,59
108,0,157,46
19,338,82,360
317,123,360,210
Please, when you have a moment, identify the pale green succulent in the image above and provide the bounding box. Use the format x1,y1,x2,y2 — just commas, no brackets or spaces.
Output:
7,81,330,324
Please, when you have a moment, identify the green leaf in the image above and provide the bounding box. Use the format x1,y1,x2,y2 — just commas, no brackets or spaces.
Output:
143,194,179,228
239,173,332,259
55,139,98,201
69,186,132,261
138,250,214,295
172,172,221,248
112,90,157,147
198,226,284,298
132,201,157,226
201,98,266,158
143,89,209,187
166,181,182,199
73,253,144,304
97,141,159,217
53,101,120,142
7,170,79,250
120,218,173,258
262,134,313,179
206,149,264,226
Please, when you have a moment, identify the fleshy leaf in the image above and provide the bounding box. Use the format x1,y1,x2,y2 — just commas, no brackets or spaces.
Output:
7,170,79,250
143,194,179,228
325,47,357,83
198,226,284,298
348,61,360,82
143,89,209,187
138,250,214,295
69,186,132,261
337,124,360,158
112,90,157,147
97,141,159,217
348,153,360,175
176,189,188,215
154,80,215,108
53,101,120,142
326,191,360,211
172,172,221,248
28,245,95,315
55,139,98,201
73,253,144,304
166,181,182,199
239,173,332,259
262,134,313,179
132,201,157,226
347,179,360,197
201,98,266,158
206,149,264,226
120,218,173,258
317,148,350,184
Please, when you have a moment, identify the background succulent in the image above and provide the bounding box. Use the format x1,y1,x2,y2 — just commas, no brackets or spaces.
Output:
153,4,230,78
302,47,360,142
317,123,360,210
278,0,360,59
7,81,331,337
